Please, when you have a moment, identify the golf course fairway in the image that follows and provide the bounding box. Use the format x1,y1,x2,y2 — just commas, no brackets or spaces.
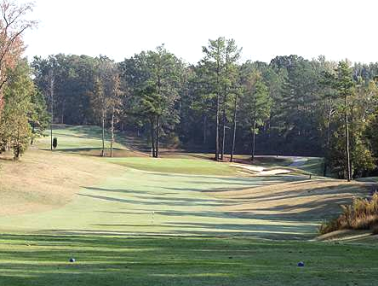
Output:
0,125,377,286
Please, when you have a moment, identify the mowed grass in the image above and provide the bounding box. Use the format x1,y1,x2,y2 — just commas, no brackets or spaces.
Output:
38,125,118,150
108,157,239,176
0,124,372,239
0,234,378,286
357,177,378,183
0,161,318,239
37,125,145,157
294,158,324,176
1,125,377,285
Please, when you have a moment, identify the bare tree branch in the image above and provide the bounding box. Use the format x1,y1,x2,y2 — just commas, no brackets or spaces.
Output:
0,0,35,116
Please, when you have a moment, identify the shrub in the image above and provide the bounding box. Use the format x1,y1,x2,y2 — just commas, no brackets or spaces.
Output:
319,218,340,235
320,193,378,234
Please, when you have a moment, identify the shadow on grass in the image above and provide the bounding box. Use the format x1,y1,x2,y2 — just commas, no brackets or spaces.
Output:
81,183,362,226
0,234,378,286
92,222,314,239
50,125,152,154
51,125,107,140
78,193,226,207
216,183,369,202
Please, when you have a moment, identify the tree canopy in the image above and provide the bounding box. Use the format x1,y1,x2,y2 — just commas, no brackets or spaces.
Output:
18,37,378,179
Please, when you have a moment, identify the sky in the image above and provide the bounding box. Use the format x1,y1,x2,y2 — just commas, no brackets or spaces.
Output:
21,0,378,64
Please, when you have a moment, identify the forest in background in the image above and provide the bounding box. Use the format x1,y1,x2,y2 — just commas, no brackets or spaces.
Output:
30,39,378,180
0,0,376,180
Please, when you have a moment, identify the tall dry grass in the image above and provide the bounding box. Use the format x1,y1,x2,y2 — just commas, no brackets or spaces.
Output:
320,193,378,234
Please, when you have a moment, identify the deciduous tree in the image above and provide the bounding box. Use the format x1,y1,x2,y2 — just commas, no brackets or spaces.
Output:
0,60,36,159
0,0,35,116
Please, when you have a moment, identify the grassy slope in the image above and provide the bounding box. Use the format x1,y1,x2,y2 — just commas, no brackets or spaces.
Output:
0,148,124,216
0,125,377,285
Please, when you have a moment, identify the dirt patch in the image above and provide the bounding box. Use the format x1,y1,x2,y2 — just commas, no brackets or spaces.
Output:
0,149,124,216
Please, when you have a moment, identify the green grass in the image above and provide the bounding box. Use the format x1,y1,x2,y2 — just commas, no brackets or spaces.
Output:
252,156,293,167
0,234,377,286
107,157,239,176
293,158,324,176
1,125,377,285
37,125,129,155
0,125,368,240
0,164,315,239
357,177,378,183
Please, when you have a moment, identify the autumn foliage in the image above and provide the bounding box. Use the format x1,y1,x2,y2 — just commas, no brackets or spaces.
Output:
319,193,378,234
0,0,35,114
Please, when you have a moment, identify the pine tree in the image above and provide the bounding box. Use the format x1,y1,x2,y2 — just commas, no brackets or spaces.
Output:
240,72,271,161
201,37,241,161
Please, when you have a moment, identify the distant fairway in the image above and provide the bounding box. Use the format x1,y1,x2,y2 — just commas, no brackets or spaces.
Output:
0,151,317,239
37,125,146,157
0,125,377,285
0,125,373,238
108,157,240,176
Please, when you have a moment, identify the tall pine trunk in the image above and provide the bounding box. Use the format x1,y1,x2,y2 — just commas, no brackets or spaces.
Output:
215,93,220,161
345,95,351,181
155,116,160,158
61,100,65,124
323,106,333,176
230,94,238,162
214,49,220,161
203,115,207,146
101,107,106,157
221,105,226,161
150,118,156,157
110,106,115,158
50,72,54,151
251,120,256,161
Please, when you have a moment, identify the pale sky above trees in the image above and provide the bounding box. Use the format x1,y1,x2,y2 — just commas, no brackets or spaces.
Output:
22,0,377,64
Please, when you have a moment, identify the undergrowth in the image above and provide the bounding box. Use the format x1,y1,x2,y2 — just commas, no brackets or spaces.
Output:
320,193,378,234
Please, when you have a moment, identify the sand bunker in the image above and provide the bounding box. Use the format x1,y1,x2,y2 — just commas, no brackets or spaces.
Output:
232,163,291,176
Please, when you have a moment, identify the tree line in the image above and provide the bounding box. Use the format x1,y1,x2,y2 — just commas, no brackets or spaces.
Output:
0,0,377,180
30,39,378,179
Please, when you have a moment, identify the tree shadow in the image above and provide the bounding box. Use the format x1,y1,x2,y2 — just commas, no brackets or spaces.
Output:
78,193,226,207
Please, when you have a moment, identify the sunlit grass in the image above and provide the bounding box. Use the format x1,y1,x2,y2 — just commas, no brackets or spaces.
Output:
1,125,377,285
0,234,377,286
107,157,239,176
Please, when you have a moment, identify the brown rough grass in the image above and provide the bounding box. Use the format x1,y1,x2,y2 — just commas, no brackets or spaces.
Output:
0,148,124,216
319,193,378,234
210,179,372,220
